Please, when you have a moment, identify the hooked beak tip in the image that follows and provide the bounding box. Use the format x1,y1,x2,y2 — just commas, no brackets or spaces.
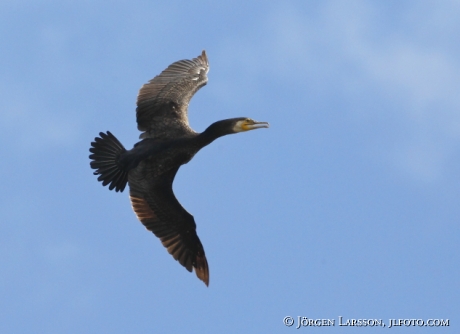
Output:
253,121,269,129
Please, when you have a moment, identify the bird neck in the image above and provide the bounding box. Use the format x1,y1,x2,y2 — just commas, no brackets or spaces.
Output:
197,120,234,146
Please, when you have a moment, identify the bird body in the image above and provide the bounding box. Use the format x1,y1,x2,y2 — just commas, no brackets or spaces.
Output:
90,51,268,286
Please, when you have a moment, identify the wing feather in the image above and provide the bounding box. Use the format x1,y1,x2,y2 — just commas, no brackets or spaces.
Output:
128,165,209,286
136,50,209,139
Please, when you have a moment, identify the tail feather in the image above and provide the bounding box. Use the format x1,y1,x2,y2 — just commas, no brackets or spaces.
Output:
89,131,128,192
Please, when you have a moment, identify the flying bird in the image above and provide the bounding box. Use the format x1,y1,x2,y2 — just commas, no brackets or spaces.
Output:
89,51,269,286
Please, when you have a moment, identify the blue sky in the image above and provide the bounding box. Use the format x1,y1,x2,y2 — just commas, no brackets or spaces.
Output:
1,0,459,333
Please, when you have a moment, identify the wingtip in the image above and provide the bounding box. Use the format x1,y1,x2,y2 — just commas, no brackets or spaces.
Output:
195,252,209,287
200,50,208,66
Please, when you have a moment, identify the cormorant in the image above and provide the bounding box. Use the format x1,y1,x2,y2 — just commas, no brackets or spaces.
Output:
89,51,268,286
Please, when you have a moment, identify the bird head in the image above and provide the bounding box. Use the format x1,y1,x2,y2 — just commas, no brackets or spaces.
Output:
232,118,270,132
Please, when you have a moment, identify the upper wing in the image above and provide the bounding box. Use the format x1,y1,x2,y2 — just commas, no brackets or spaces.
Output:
128,165,209,286
136,50,209,139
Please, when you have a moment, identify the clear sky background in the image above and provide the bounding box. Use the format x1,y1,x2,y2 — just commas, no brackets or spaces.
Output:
1,0,459,333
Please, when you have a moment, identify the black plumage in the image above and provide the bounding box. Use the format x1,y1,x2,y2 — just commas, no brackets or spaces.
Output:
89,51,268,286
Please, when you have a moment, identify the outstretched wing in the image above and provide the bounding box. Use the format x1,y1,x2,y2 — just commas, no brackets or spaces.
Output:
128,165,209,286
136,50,209,139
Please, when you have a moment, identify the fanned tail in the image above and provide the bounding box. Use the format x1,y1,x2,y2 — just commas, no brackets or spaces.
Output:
89,131,128,192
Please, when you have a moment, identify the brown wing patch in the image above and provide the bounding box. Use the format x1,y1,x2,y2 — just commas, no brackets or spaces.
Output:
130,196,158,222
130,195,209,286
